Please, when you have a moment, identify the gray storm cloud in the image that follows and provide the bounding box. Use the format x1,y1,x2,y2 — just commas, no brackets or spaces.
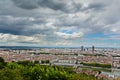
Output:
11,0,39,9
11,0,105,13
11,0,82,13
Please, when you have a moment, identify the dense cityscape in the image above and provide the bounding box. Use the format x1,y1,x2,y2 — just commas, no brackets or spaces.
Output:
0,46,120,80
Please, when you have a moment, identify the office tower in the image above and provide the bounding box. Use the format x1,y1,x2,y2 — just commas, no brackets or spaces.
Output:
81,46,84,52
92,45,95,53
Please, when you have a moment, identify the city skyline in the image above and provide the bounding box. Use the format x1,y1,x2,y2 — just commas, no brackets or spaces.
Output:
0,0,120,47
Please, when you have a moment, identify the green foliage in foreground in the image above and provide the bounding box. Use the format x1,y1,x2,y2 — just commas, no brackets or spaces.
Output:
81,62,111,68
0,60,101,80
0,57,6,69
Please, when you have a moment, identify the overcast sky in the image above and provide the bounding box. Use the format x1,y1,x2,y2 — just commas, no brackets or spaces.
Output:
0,0,120,47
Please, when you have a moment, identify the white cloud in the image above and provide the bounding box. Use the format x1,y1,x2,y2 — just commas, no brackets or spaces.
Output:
0,33,40,43
55,31,83,39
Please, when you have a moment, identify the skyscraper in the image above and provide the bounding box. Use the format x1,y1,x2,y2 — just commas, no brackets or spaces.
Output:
81,46,84,52
92,45,95,53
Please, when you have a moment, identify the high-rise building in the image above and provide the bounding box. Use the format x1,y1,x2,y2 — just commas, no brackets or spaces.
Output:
92,45,95,53
81,46,84,52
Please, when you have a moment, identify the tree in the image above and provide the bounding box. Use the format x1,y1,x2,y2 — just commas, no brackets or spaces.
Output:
0,57,4,63
0,68,24,80
0,57,6,69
